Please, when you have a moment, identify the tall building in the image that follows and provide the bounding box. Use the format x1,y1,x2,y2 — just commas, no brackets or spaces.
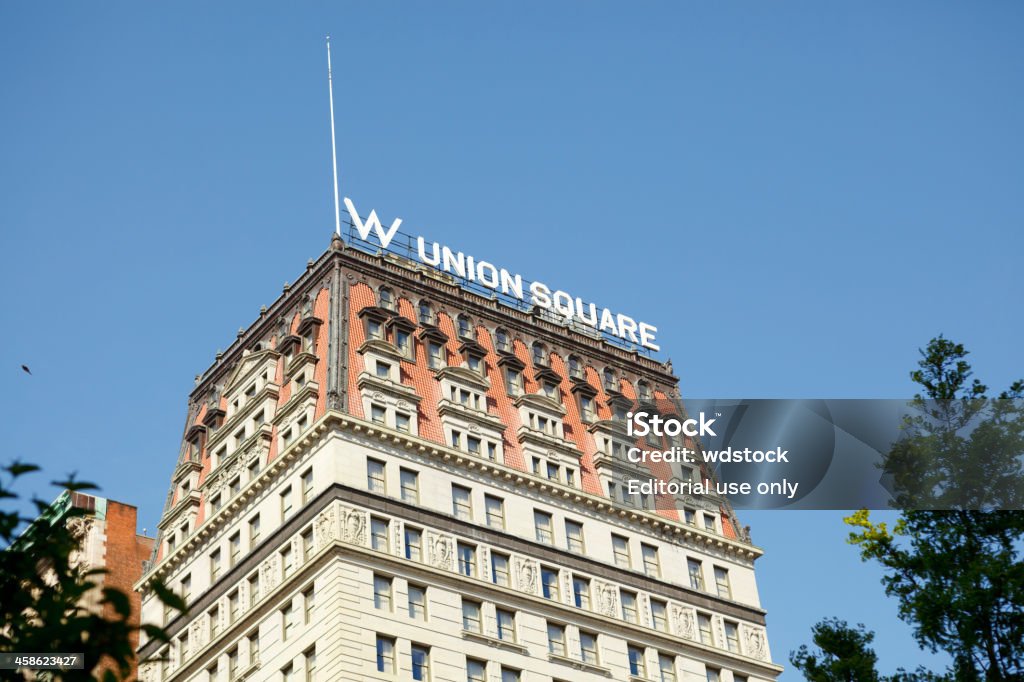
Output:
137,226,780,682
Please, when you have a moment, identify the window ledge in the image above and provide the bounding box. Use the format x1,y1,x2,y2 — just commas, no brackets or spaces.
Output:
548,654,612,677
461,630,529,654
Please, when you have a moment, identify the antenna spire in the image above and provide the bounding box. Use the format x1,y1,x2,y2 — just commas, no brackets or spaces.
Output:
326,35,342,237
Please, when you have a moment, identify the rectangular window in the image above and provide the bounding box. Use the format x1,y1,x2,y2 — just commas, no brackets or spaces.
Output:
405,526,422,562
408,584,427,620
621,589,638,623
491,551,510,586
484,494,505,529
565,519,585,553
367,458,386,494
396,330,411,356
428,342,444,369
373,574,392,611
227,647,238,679
281,663,294,682
487,442,497,461
304,646,317,682
659,654,677,682
496,608,515,641
301,468,313,503
228,590,239,623
698,612,714,645
280,485,293,519
400,468,419,503
396,412,411,433
714,566,732,599
534,510,554,545
248,631,260,665
210,549,222,581
547,623,566,657
369,517,389,553
302,527,313,561
612,534,631,568
706,668,721,682
641,543,661,577
628,645,646,677
208,605,220,638
375,635,395,674
411,644,430,682
281,603,295,641
500,669,521,682
546,462,559,480
505,368,522,395
375,360,391,378
467,436,481,455
371,403,387,425
462,599,482,633
724,620,740,652
573,576,591,609
541,566,559,601
452,484,472,521
688,559,705,591
579,631,598,665
466,659,486,682
303,586,315,623
280,544,294,577
703,513,717,532
229,532,241,566
248,573,259,607
457,542,476,577
651,598,668,632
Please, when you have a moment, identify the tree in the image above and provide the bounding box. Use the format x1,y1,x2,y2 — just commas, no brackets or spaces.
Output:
0,462,183,681
845,336,1024,681
790,618,882,682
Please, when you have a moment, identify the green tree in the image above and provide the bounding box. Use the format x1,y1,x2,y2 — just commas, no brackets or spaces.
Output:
845,337,1024,681
0,462,183,681
790,618,882,682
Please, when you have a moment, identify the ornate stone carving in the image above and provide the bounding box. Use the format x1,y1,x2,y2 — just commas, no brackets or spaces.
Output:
341,508,366,545
315,506,336,548
260,556,279,592
595,581,618,617
743,624,769,660
672,604,696,640
189,619,204,652
66,516,94,569
514,557,538,595
428,533,453,570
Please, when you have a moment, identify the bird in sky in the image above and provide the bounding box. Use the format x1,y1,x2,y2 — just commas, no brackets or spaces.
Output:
21,365,31,375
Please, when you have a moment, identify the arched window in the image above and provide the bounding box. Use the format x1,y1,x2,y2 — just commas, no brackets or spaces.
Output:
457,314,473,339
379,287,395,311
494,328,510,353
418,300,434,325
532,342,547,367
568,355,583,380
637,381,652,401
603,368,618,392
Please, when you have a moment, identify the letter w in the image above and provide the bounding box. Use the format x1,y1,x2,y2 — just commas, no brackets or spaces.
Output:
344,197,402,249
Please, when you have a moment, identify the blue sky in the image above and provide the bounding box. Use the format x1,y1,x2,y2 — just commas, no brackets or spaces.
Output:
2,2,1021,678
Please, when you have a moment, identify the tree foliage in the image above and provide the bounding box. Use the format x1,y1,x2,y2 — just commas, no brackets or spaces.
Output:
0,463,180,681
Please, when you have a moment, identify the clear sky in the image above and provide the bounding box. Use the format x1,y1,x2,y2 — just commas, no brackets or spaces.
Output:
2,2,1021,678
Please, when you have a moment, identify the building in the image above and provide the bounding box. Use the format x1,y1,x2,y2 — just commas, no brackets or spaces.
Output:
136,225,781,682
35,492,154,679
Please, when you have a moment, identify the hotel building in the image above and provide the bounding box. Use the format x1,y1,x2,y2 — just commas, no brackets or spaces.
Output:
137,226,781,682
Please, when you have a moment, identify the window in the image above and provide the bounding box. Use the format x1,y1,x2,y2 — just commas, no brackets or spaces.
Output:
491,551,510,586
612,534,631,568
472,495,502,531
565,520,585,553
229,532,241,566
642,543,661,577
396,329,412,356
628,645,646,677
500,668,521,682
531,341,547,366
466,353,483,373
303,586,315,623
651,598,668,632
281,602,296,640
405,526,422,562
371,403,386,424
367,458,386,494
248,573,259,607
541,381,559,399
541,566,559,601
378,286,395,310
603,368,617,391
373,574,392,611
703,513,717,532
494,328,510,352
281,663,295,682
706,668,721,682
534,510,554,545
450,430,462,449
211,493,222,515
457,542,476,577
181,574,192,603
408,584,427,620
547,623,566,656
466,659,486,682
688,559,705,591
573,576,591,609
281,544,294,576
208,605,220,638
395,412,411,433
579,631,598,665
228,590,239,623
366,317,384,340
487,442,497,461
376,635,395,674
462,599,482,633
496,608,516,641
714,566,732,599
302,527,313,561
659,654,677,682
210,549,222,581
418,300,434,325
227,647,239,678
505,368,523,396
411,644,430,681
428,342,445,369
579,394,596,421
280,485,293,518
457,314,472,339
452,484,472,520
370,517,390,552
638,381,652,401
621,590,638,623
698,612,714,645
248,630,260,665
304,646,317,682
400,468,419,503
724,620,740,652
568,355,583,379
467,435,482,455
